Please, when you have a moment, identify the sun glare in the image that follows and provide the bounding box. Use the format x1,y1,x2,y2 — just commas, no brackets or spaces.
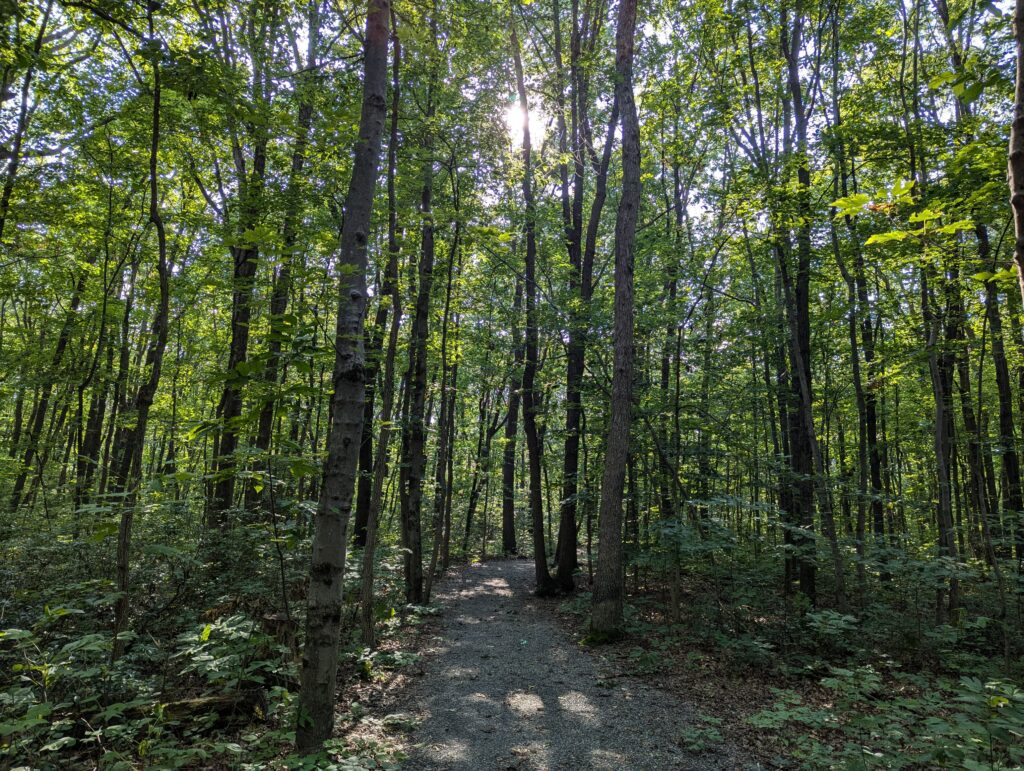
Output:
504,103,547,148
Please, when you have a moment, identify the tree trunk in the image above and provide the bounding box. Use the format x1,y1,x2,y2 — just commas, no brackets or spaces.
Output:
592,0,640,635
979,227,1024,560
359,13,402,648
426,219,461,601
1010,0,1024,306
111,11,172,661
512,21,557,596
0,1,51,242
501,278,524,556
249,8,320,513
397,30,438,603
295,0,390,752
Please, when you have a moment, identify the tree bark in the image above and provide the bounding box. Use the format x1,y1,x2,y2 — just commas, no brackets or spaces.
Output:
592,0,640,635
359,12,402,648
295,0,390,752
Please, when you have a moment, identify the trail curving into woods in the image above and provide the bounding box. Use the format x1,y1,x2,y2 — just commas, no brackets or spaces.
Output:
392,560,747,770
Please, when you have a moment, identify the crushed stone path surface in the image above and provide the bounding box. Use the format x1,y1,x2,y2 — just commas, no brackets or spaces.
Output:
394,559,749,770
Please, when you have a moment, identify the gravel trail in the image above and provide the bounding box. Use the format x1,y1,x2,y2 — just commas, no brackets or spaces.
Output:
396,559,747,770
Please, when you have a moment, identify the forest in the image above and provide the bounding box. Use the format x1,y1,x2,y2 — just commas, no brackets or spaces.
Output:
1,0,1024,766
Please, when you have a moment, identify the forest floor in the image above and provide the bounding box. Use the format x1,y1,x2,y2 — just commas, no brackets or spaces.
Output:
375,559,751,770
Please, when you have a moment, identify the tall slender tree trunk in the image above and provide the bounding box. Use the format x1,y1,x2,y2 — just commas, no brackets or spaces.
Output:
296,0,390,751
397,8,440,605
249,7,320,513
501,277,524,556
359,12,402,648
554,0,584,591
111,10,172,661
0,0,51,243
208,18,275,523
512,20,557,596
592,0,640,635
425,219,461,601
1012,0,1024,306
921,266,961,622
979,226,1024,560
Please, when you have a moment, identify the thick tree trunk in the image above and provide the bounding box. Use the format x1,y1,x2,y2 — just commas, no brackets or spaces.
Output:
592,0,640,635
296,0,390,752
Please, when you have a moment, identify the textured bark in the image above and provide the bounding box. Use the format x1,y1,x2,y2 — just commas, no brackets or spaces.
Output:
296,0,390,752
554,0,582,591
783,3,817,604
352,71,403,546
592,0,640,635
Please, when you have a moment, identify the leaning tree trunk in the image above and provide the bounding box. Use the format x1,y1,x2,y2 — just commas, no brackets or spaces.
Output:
295,0,390,753
591,0,640,636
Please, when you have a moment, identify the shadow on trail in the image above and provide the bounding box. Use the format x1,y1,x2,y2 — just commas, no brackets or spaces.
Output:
393,560,745,771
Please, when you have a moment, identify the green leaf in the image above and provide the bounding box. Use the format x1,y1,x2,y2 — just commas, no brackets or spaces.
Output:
935,219,972,234
831,193,871,218
889,178,915,199
961,81,983,104
908,209,942,223
928,71,957,89
866,231,909,245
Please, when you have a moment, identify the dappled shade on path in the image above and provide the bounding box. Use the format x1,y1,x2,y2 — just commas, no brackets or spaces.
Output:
395,560,745,770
